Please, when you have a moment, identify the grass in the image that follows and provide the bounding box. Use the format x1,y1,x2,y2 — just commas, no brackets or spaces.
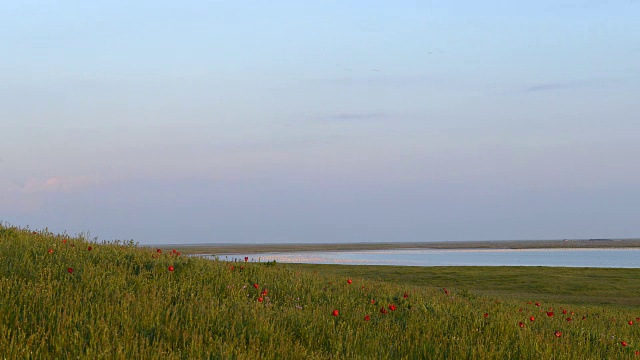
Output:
2,223,640,359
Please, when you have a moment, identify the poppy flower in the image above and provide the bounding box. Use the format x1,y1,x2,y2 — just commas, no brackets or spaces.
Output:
33,231,37,234
370,299,375,304
230,265,235,271
67,267,73,274
364,315,371,321
546,311,554,317
635,350,639,356
630,321,635,325
530,316,535,322
622,341,628,347
261,289,268,296
535,302,540,307
519,322,525,328
253,283,259,289
555,331,562,338
168,265,174,272
62,239,67,244
176,252,181,256
388,304,397,311
484,313,489,318
519,308,523,312
582,316,586,320
636,317,640,321
566,318,572,322
562,309,567,314
443,288,449,295
380,307,387,314
332,309,339,317
48,249,53,254
88,246,92,251
347,279,353,284
258,297,263,303
156,249,162,253
244,257,248,262
403,292,409,298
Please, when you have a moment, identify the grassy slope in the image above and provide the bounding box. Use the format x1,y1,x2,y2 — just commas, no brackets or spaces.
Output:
2,224,640,359
285,264,640,308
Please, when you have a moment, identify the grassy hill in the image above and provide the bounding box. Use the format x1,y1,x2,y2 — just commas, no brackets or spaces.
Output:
1,223,639,359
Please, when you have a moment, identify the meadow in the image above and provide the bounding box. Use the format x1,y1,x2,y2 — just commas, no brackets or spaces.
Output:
2,224,640,359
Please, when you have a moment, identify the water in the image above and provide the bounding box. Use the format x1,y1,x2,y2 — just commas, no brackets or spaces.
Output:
217,248,640,268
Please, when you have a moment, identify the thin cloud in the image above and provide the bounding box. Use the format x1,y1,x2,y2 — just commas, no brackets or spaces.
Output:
22,176,102,194
525,82,579,93
323,112,386,121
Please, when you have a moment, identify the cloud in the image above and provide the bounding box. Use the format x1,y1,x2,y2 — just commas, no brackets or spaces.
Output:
323,112,386,121
21,176,102,194
525,82,580,93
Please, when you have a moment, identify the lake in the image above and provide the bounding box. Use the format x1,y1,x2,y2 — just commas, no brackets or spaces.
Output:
215,248,640,268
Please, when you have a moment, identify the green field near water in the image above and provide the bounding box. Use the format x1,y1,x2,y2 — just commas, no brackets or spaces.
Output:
2,223,640,359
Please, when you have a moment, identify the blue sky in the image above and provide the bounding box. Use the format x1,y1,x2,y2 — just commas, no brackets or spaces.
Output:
1,1,639,244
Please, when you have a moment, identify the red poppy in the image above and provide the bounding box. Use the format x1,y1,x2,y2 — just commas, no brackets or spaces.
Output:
546,311,554,317
622,341,628,347
332,309,339,317
364,315,371,321
630,321,635,325
403,292,409,298
67,267,73,274
484,313,489,318
566,318,572,322
244,257,248,262
48,249,53,254
63,239,67,244
530,316,535,322
582,316,586,320
370,299,375,304
168,265,174,271
176,252,181,256
230,265,235,271
519,308,523,312
519,322,525,328
156,248,162,253
388,304,397,311
261,289,268,295
535,302,540,307
258,297,263,303
636,317,640,322
443,288,449,295
33,231,37,234
88,246,92,251
380,307,387,314
635,350,639,356
253,283,259,289
562,309,567,314
555,331,562,338
347,279,353,284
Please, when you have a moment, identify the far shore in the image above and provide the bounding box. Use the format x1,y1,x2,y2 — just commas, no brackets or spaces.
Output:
158,238,640,255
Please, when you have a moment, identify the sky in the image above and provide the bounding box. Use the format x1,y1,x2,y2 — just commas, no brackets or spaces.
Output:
1,1,639,244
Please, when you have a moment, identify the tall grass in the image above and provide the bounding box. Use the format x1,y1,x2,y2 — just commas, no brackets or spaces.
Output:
1,223,639,359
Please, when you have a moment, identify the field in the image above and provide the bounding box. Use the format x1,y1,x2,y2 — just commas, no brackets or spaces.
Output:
2,224,640,359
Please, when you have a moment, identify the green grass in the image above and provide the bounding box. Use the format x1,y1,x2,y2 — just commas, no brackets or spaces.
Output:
2,223,640,359
285,264,640,308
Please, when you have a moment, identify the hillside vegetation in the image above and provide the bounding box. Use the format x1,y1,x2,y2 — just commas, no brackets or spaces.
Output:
1,224,639,359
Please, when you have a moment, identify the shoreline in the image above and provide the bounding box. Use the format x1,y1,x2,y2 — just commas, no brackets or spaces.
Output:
160,238,640,255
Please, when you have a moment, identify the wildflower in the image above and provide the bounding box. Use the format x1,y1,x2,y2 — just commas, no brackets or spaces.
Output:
258,297,263,303
535,302,540,307
244,257,248,262
261,289,268,296
48,249,53,254
562,309,567,314
364,315,371,321
380,307,388,314
484,313,489,318
403,292,409,298
630,321,634,325
156,248,162,253
332,309,339,317
168,265,174,272
67,267,73,274
347,279,353,284
530,316,535,322
63,239,67,244
547,311,554,317
566,318,572,322
622,341,628,347
519,322,525,328
555,331,562,338
370,299,375,304
88,246,92,251
253,283,259,289
388,304,397,311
